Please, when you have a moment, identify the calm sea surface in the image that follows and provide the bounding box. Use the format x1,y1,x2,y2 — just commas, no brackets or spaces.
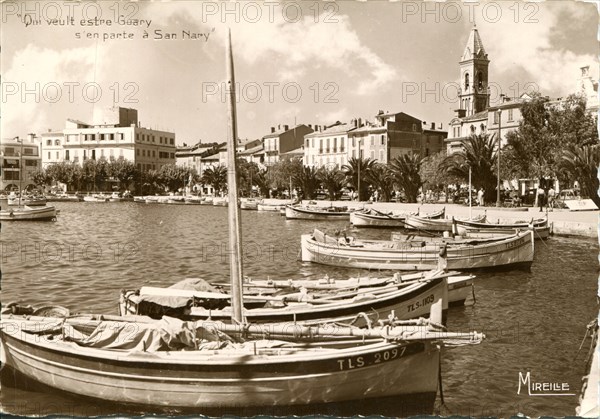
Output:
1,202,598,417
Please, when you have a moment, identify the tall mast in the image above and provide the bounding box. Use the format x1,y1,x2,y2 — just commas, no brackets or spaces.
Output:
225,29,244,323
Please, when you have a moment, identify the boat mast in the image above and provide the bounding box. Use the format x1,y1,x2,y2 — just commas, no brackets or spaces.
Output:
225,29,244,323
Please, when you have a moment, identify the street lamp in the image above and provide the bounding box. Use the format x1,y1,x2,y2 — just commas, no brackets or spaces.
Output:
496,108,502,207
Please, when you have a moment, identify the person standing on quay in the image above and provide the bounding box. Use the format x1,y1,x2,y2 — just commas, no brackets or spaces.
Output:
548,186,556,211
477,188,484,206
537,185,546,212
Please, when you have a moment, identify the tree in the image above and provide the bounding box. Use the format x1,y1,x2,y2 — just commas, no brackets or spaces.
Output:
317,165,345,200
557,144,600,207
342,157,375,201
292,166,320,200
201,165,228,196
440,134,497,204
365,163,394,202
236,159,260,197
267,158,303,195
107,158,137,190
158,164,195,192
81,158,109,191
30,169,51,190
389,153,424,203
502,92,598,183
253,168,271,197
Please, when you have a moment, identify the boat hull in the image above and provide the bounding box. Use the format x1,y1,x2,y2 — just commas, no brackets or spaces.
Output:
350,211,407,228
454,218,551,240
0,206,57,221
300,230,534,271
122,276,449,325
405,214,486,232
0,325,440,412
285,205,350,221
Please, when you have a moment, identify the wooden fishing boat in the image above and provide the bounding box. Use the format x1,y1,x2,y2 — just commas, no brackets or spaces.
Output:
0,31,484,416
184,195,204,204
300,228,534,271
214,271,475,307
350,208,422,228
0,308,482,415
405,212,486,232
453,217,551,239
257,200,292,212
0,205,57,221
8,195,47,206
119,273,451,325
213,197,228,206
83,194,109,202
285,204,352,220
240,198,259,210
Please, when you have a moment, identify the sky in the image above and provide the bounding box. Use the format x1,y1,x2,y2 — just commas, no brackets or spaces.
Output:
2,0,598,145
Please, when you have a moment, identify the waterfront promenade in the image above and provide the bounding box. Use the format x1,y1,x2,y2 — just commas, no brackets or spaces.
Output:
297,200,599,239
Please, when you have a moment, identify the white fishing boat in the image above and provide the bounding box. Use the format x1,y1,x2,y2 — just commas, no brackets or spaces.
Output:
405,212,486,232
0,205,57,221
0,31,484,416
285,204,352,220
214,271,475,307
350,208,422,228
83,194,109,202
300,228,534,271
453,217,551,239
184,195,204,205
8,195,47,206
257,200,291,212
240,197,259,210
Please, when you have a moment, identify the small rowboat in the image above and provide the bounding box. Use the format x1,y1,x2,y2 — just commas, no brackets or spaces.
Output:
300,228,534,271
453,218,551,239
285,204,352,220
405,212,486,232
350,208,438,228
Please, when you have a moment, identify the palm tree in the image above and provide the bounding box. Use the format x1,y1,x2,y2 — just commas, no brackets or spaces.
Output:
388,153,423,203
439,134,498,204
293,166,320,200
317,166,345,200
342,157,375,201
253,168,271,197
366,163,394,202
557,144,600,207
201,165,228,196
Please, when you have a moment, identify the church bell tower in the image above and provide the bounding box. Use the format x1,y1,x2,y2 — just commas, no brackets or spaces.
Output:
459,25,490,116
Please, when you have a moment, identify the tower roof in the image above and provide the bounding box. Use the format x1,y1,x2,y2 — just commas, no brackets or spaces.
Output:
461,26,488,61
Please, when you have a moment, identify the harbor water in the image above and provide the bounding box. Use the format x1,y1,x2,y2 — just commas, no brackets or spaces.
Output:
1,202,598,417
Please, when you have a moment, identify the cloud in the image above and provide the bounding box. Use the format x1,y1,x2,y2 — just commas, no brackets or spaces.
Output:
3,44,100,136
144,2,397,95
476,1,597,96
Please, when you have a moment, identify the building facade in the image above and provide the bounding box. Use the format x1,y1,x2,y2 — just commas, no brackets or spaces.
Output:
263,124,314,166
1,134,42,191
41,107,176,172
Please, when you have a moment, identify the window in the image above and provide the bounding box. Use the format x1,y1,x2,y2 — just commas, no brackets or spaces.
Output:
412,124,416,132
142,150,146,157
83,150,87,160
25,160,37,167
48,152,51,159
480,124,485,132
381,135,385,145
65,150,69,160
508,109,514,121
494,112,499,124
46,140,52,146
306,139,309,148
352,137,355,147
24,148,34,155
340,138,345,152
470,125,475,133
379,150,384,162
370,135,374,146
170,138,174,145
465,73,470,90
100,149,104,157
56,151,59,159
136,134,140,142
477,71,483,90
370,150,375,160
333,138,337,153
425,148,430,157
319,139,323,154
